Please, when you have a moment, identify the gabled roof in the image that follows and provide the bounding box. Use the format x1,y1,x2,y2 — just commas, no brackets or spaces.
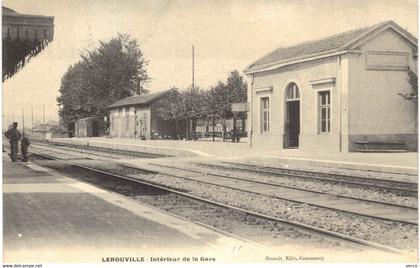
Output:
106,90,170,109
245,21,417,74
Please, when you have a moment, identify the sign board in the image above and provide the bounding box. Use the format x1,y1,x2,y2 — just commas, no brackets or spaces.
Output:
366,51,408,71
196,126,206,133
232,102,249,112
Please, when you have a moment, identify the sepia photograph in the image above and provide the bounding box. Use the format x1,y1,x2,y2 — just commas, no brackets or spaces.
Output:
1,0,418,266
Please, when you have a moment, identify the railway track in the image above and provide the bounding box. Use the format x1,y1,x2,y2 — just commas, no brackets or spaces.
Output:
144,163,417,225
27,151,406,254
148,163,417,210
196,162,417,196
223,161,418,186
32,143,120,159
31,140,167,159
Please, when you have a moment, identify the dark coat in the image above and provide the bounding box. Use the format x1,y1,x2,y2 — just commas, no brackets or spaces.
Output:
21,137,30,148
5,128,21,143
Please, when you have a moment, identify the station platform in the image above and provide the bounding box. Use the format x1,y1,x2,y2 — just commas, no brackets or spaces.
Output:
2,155,256,263
50,137,417,174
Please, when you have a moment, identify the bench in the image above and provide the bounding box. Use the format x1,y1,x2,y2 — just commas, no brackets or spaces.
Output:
354,141,407,153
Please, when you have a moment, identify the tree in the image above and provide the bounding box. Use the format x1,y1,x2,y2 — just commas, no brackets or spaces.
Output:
155,88,184,139
226,70,247,104
156,70,247,141
204,81,226,141
225,70,247,141
155,87,207,140
183,86,207,139
57,63,91,125
398,68,418,131
204,70,247,141
399,68,418,103
57,34,149,126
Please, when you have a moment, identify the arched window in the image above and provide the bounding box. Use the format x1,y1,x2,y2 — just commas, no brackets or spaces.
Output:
7,28,10,38
286,83,300,101
35,29,38,40
44,29,47,39
25,29,29,40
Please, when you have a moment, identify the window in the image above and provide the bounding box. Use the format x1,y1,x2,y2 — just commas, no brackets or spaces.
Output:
286,83,300,100
7,28,10,38
44,29,47,39
25,29,29,40
318,91,331,133
35,29,38,39
260,97,270,133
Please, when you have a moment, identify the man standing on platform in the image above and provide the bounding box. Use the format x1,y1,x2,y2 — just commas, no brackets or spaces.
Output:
5,122,21,162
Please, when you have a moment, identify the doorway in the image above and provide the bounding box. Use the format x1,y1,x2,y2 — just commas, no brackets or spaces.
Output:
92,120,99,137
284,83,300,148
286,101,300,147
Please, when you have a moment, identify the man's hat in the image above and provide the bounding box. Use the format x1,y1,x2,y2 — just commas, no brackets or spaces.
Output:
12,122,18,127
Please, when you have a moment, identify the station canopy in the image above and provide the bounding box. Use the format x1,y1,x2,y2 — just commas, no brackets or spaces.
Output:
2,6,54,81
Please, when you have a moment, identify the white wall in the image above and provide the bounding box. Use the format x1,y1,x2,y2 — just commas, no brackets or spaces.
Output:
248,27,418,152
348,28,417,136
250,57,344,152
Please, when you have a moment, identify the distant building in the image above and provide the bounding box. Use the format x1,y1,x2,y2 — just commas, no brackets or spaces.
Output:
2,6,54,80
107,90,177,140
244,21,417,152
74,116,106,138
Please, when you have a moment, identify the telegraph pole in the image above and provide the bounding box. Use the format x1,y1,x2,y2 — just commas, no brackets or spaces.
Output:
187,44,195,141
31,106,34,134
192,44,195,89
43,104,45,138
22,108,25,134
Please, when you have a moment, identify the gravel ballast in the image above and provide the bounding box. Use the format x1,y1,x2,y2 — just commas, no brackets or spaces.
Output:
128,172,418,251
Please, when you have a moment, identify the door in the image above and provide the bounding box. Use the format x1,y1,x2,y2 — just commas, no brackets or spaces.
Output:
284,83,300,148
287,101,300,148
92,121,99,137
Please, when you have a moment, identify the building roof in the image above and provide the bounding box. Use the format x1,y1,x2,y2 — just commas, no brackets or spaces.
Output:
3,7,17,14
106,90,170,109
245,21,417,74
2,6,55,81
2,6,54,19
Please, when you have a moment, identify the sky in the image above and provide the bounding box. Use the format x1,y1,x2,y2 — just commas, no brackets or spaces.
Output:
2,0,418,126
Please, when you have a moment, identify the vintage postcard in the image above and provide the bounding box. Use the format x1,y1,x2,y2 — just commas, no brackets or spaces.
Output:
2,0,418,267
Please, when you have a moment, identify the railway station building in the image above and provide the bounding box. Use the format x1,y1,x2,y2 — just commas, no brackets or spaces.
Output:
244,21,417,152
107,90,177,140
